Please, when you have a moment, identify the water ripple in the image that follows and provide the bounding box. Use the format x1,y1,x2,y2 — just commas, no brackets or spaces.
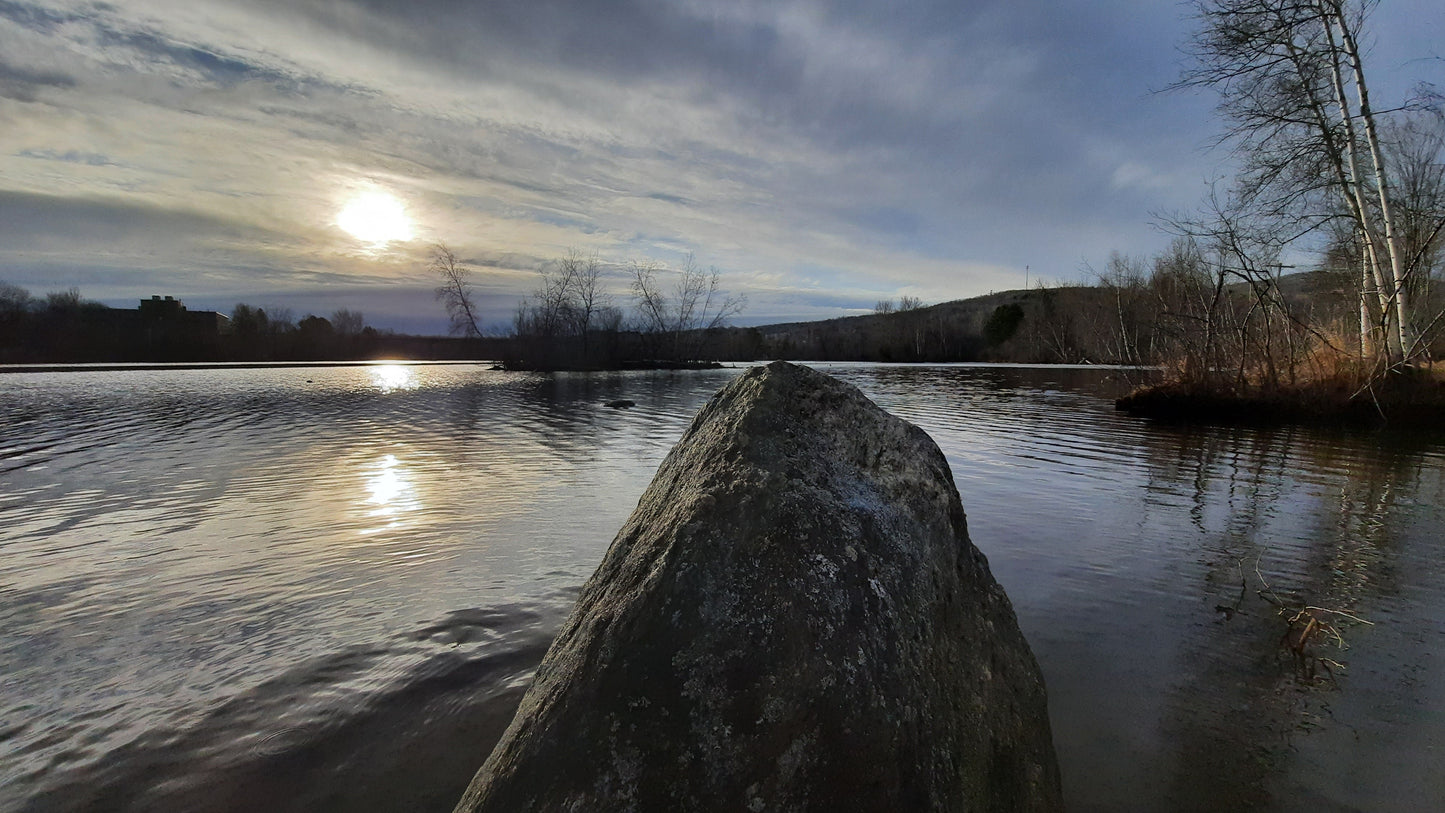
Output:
2,362,1442,812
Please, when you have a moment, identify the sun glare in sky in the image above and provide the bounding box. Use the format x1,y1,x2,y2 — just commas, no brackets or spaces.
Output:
337,189,414,247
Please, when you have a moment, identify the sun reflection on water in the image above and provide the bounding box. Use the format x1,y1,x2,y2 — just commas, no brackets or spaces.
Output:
370,364,416,393
363,454,419,534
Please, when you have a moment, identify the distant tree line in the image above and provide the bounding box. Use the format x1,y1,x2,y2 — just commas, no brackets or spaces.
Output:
728,303,1000,364
873,296,923,315
0,283,467,364
0,285,121,363
223,303,381,361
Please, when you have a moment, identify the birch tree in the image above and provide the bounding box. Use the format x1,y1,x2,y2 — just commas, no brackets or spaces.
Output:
1177,0,1437,366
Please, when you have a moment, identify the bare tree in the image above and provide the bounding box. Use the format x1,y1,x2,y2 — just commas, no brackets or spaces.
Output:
330,309,365,338
509,251,625,367
1388,111,1445,271
596,304,624,333
898,295,924,311
630,259,668,337
45,287,85,312
595,303,625,360
520,263,574,341
630,254,747,361
509,251,746,367
0,282,32,347
0,282,31,319
1385,110,1445,354
1025,283,1082,363
431,243,482,338
874,299,896,314
1090,252,1151,365
1147,236,1233,385
265,306,296,335
560,250,610,360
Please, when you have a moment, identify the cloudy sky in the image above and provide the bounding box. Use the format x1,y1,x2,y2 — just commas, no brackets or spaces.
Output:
1,0,1440,333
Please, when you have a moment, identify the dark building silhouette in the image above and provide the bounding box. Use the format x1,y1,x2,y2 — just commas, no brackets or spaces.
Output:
129,296,229,359
138,294,185,319
137,295,229,334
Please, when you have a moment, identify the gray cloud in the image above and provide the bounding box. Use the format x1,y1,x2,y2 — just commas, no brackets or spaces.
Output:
0,58,74,101
17,148,115,165
0,189,287,249
0,0,1439,333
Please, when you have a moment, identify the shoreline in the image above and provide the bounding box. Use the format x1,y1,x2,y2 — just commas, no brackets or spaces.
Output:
1115,376,1445,429
0,359,493,374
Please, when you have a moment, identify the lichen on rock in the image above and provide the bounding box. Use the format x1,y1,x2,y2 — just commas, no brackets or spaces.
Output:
454,361,1061,812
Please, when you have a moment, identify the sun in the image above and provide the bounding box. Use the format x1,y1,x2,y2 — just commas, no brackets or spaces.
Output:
337,189,414,246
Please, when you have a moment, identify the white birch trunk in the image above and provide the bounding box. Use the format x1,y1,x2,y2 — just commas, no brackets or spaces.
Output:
1317,3,1395,357
1331,3,1415,360
1360,239,1374,359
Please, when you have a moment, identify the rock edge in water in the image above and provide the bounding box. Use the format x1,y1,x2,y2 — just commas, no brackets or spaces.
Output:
455,361,1062,811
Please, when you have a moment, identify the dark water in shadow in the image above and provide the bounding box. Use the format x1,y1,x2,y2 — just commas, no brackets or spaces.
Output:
2,362,1442,811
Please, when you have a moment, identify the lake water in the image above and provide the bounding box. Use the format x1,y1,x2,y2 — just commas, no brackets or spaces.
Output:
2,362,1442,811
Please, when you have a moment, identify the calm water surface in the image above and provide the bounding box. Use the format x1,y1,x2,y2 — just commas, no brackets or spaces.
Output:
1,362,1442,811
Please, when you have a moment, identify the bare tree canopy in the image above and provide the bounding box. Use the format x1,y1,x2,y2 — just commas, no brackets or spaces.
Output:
631,254,747,361
515,251,610,337
510,250,621,367
330,309,365,338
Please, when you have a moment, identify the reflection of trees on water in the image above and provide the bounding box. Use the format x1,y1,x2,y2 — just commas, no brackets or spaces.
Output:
439,372,615,458
442,369,742,463
833,365,1136,440
1134,423,1438,809
846,363,1136,403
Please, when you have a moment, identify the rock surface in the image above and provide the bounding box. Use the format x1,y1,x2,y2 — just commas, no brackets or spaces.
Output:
454,361,1062,812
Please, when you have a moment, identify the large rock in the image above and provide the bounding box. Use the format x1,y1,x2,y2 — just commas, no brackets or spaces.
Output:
455,361,1061,812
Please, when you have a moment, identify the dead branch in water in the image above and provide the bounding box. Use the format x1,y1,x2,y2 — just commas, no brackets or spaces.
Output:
1238,552,1373,682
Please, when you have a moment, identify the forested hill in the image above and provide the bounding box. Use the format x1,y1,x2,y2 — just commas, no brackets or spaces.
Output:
715,270,1381,366
727,289,1041,363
